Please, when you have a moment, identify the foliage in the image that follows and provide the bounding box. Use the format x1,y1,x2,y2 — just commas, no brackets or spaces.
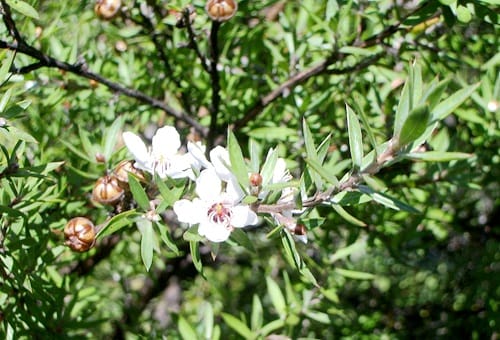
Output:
1,0,499,338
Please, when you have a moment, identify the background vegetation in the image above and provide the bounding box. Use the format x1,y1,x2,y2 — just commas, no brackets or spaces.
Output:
0,0,498,338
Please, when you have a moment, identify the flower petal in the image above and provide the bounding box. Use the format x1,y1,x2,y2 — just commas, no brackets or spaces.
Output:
198,220,231,242
173,199,204,224
195,168,221,202
122,132,151,170
187,141,212,170
210,146,233,181
152,126,181,157
231,205,258,228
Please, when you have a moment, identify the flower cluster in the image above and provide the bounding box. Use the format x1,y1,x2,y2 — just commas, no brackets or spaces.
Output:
122,125,305,243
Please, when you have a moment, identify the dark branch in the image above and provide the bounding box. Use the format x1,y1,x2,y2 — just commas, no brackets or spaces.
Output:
207,21,221,150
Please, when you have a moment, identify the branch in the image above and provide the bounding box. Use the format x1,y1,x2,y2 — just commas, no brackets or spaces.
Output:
0,1,208,137
256,139,399,214
184,8,210,73
207,21,221,150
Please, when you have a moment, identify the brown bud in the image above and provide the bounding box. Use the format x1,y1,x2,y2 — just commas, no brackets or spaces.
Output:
95,152,106,163
89,79,99,89
205,0,238,22
95,0,121,20
113,160,145,189
92,175,124,205
64,217,96,252
292,224,306,236
249,173,263,187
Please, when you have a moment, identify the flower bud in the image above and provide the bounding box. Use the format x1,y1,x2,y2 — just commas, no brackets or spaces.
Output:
205,0,238,22
292,224,306,236
95,0,121,20
92,175,124,205
249,172,263,196
95,152,106,163
64,217,96,252
113,160,145,189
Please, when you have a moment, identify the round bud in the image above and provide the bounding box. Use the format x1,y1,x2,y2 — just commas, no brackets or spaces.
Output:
64,217,96,252
92,175,124,205
95,0,121,20
89,79,99,89
292,224,306,236
205,0,238,22
95,152,106,163
249,173,263,187
113,160,145,189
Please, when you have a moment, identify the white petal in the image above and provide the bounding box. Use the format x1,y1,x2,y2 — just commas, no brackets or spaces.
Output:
294,234,308,244
122,132,150,166
173,199,204,224
210,146,233,180
226,176,245,203
198,220,231,242
152,126,181,157
272,158,287,183
187,141,212,169
231,205,258,228
195,169,221,202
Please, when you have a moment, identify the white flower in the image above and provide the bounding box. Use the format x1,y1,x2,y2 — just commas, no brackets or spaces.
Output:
173,168,258,242
122,126,194,179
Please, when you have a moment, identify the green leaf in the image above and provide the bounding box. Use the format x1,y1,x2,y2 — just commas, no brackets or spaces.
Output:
304,310,331,324
266,276,287,317
6,0,39,19
302,119,319,162
128,173,150,211
335,268,375,280
102,117,123,161
358,185,420,213
221,313,253,339
202,303,214,340
178,316,198,340
331,204,367,227
329,238,367,263
352,93,378,152
260,148,278,187
249,139,261,173
394,70,412,137
138,219,154,271
305,158,338,185
251,295,263,331
396,105,430,147
403,151,473,162
227,130,249,189
0,52,15,83
260,319,285,336
97,210,138,238
432,83,480,121
155,221,179,255
281,230,319,286
189,240,205,278
421,78,450,110
346,104,364,169
229,228,255,253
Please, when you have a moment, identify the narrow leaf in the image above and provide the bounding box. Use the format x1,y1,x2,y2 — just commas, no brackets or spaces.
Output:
189,240,205,278
128,173,150,211
227,130,249,189
97,210,138,238
331,204,367,227
305,158,339,185
251,295,263,331
346,104,364,169
266,276,287,317
359,185,420,213
432,82,480,121
6,0,39,19
221,313,253,339
403,151,473,162
335,268,375,280
396,105,430,147
139,220,154,271
178,317,198,340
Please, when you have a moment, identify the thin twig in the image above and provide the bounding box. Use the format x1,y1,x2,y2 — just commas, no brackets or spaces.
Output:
207,21,221,150
185,9,210,73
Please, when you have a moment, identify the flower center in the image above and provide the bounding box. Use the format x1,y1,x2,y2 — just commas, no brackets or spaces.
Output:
153,153,171,176
207,202,233,227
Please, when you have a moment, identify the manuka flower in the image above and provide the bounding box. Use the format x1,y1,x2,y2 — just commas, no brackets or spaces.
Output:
122,126,195,179
173,168,258,242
